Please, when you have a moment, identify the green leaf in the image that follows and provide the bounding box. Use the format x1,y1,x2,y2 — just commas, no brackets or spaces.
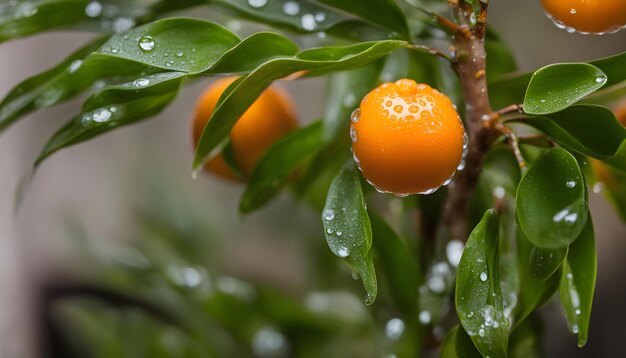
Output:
455,210,508,358
380,48,442,87
370,213,419,315
508,315,543,358
523,63,606,115
490,51,626,110
0,36,108,132
240,121,324,213
512,105,626,171
318,0,410,39
560,215,596,347
322,160,377,305
36,71,186,164
529,246,568,281
209,0,393,40
516,148,588,248
192,40,407,171
322,62,383,143
440,325,482,358
96,17,240,73
512,228,561,331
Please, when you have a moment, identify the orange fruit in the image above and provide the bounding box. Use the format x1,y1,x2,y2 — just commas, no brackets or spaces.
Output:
351,79,465,196
541,0,626,34
192,77,298,180
616,101,626,125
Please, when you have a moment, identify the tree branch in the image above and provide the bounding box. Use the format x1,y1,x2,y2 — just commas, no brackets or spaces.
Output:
442,1,499,241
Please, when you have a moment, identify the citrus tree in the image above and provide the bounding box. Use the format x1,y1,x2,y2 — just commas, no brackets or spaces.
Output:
2,0,626,356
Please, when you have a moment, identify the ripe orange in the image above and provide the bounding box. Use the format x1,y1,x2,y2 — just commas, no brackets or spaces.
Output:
541,0,626,34
192,77,298,180
351,79,465,196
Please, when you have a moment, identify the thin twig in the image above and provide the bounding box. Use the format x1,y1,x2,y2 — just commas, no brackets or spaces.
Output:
503,129,527,172
407,44,452,61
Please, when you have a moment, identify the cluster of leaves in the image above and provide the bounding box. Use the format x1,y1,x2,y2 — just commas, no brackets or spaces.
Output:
2,0,626,356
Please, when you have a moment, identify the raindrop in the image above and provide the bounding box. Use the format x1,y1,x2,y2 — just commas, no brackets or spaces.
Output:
570,8,577,14
350,125,358,142
337,247,350,258
68,60,83,74
322,209,335,221
175,50,184,58
480,272,488,282
385,318,405,340
301,13,317,31
252,327,287,357
113,17,135,33
282,1,300,15
336,230,343,236
478,328,485,337
493,186,506,199
85,1,102,18
566,180,576,188
133,78,150,87
93,108,112,123
427,276,445,293
596,76,607,84
248,0,268,8
446,240,464,267
314,12,326,22
419,310,431,324
572,324,579,334
575,308,581,316
139,36,155,51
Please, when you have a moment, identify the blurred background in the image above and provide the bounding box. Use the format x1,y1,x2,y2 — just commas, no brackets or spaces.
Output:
1,0,625,357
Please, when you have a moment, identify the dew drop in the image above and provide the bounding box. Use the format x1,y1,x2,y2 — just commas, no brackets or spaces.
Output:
248,0,268,8
322,209,335,221
314,12,326,22
480,272,488,282
133,78,150,87
419,310,432,324
282,1,300,15
566,180,576,188
68,60,83,74
350,125,358,142
85,1,102,18
138,36,155,51
493,186,506,199
252,327,287,357
93,108,112,123
446,240,464,267
301,13,317,31
572,324,579,334
350,108,361,123
175,50,184,58
385,318,405,340
337,247,349,258
596,76,607,84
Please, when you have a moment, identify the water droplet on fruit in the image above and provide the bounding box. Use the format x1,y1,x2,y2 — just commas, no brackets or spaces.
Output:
350,125,358,142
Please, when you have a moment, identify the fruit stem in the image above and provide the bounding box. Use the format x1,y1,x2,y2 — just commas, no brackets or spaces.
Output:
443,0,498,241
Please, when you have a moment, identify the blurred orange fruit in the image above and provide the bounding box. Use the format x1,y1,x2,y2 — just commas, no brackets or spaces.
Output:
541,0,626,34
192,77,298,180
351,79,465,195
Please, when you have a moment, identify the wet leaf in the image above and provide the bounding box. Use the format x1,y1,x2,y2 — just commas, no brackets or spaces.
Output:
322,160,377,305
517,148,588,248
318,0,410,39
455,210,508,358
523,63,606,115
440,325,482,358
559,215,596,347
529,246,568,281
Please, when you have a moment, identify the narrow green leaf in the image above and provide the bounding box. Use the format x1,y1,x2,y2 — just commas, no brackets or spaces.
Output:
512,228,561,331
591,159,626,222
36,71,185,164
440,325,482,358
560,215,596,347
322,62,383,143
523,63,606,115
512,105,626,171
0,36,108,132
517,148,588,248
529,246,568,281
192,40,407,171
508,315,543,358
322,160,377,305
240,121,324,213
370,213,419,315
318,0,410,39
456,210,508,358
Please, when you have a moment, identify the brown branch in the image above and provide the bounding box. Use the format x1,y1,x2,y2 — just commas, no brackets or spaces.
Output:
407,44,452,61
442,1,499,241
